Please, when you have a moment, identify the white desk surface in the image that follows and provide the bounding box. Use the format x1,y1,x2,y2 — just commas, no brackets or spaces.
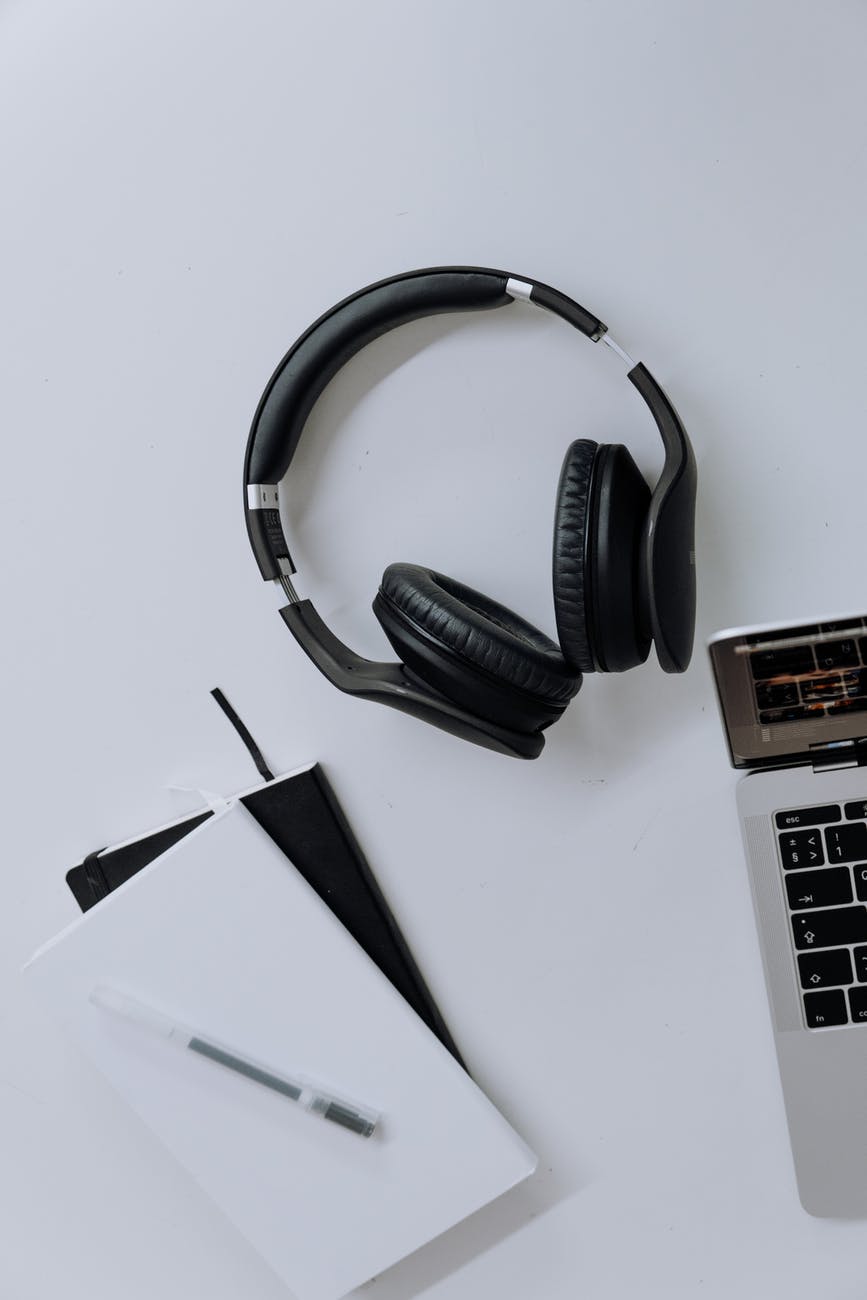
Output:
3,3,866,1296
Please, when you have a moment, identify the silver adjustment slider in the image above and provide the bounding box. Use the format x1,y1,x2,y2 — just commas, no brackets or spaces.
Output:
246,483,279,510
505,277,534,302
277,566,301,603
601,335,636,368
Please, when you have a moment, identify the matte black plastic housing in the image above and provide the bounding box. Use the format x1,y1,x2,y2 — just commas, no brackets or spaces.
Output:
529,282,606,340
281,600,546,759
247,505,294,583
628,363,697,673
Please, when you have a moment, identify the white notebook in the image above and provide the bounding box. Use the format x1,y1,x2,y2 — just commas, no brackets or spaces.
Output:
23,802,535,1300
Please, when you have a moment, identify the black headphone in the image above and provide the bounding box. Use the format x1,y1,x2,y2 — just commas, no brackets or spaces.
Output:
243,267,697,759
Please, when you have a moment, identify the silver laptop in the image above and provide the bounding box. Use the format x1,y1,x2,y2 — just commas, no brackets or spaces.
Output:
709,613,867,1217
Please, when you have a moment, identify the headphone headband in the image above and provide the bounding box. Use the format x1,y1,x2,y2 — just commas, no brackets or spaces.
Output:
243,267,611,576
243,266,696,754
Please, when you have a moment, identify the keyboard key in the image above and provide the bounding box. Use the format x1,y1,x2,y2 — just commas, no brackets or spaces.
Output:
803,989,848,1028
792,906,867,950
778,829,825,869
797,948,853,989
750,646,816,680
826,823,867,862
854,865,867,901
759,706,817,724
775,805,841,830
816,639,859,670
747,626,818,645
845,801,867,821
827,697,867,715
849,987,867,1023
853,947,867,982
785,867,852,910
841,669,866,697
755,682,800,710
820,621,865,634
800,673,845,702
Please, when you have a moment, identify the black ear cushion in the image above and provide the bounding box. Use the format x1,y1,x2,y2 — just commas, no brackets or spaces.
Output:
552,439,599,673
374,564,581,732
588,444,652,673
378,564,579,702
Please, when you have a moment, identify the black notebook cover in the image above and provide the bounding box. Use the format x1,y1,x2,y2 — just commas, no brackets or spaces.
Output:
66,765,463,1067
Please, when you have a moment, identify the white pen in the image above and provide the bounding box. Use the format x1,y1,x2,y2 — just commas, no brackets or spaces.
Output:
89,986,379,1138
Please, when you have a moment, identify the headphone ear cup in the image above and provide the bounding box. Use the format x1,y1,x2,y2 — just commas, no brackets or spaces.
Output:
552,439,599,673
553,440,652,673
373,564,581,733
588,444,652,672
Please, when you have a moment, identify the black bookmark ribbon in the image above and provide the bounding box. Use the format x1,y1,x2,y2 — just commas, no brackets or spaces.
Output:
210,688,275,783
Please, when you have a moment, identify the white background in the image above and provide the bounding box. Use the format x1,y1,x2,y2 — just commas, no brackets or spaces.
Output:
2,2,866,1297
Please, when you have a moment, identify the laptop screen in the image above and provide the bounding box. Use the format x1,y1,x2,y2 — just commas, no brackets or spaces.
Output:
709,614,867,768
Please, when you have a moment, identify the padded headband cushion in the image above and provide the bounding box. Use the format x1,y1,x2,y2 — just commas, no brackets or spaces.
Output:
246,271,512,486
552,439,599,673
377,564,580,706
245,267,608,488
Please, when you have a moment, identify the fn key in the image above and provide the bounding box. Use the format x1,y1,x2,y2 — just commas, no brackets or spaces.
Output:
803,989,848,1028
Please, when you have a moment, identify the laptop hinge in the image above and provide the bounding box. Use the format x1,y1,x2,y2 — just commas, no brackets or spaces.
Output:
810,737,867,773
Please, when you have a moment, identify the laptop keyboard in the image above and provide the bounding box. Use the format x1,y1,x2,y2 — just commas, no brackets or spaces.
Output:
776,800,867,1029
750,629,867,725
